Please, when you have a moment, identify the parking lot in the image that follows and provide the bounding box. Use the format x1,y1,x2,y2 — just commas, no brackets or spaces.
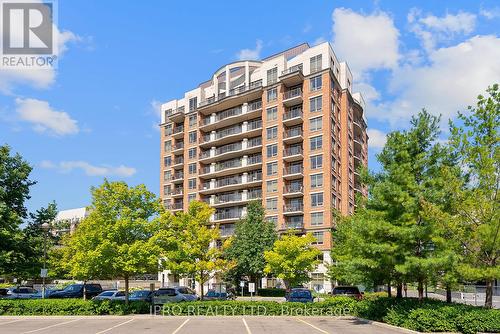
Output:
0,316,413,334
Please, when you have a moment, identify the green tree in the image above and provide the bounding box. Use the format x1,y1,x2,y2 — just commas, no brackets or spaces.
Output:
0,144,36,277
62,180,161,303
158,201,234,300
264,233,321,290
14,202,58,279
426,84,499,307
224,201,277,288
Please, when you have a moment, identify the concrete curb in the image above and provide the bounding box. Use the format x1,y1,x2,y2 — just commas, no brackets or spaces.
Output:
354,317,460,334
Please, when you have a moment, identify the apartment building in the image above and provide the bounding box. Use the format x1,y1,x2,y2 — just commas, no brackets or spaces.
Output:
159,42,368,292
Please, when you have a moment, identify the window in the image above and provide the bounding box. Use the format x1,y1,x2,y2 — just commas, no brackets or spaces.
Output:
310,96,322,112
163,185,171,195
164,156,171,167
266,107,278,121
164,140,172,152
310,135,323,150
266,197,278,211
267,88,277,102
189,97,197,112
310,75,322,91
188,178,197,190
310,54,322,73
188,148,196,159
267,216,278,225
163,170,171,181
267,126,278,139
312,231,324,245
311,192,324,207
310,117,322,131
189,131,197,143
267,162,278,176
189,114,197,127
311,212,323,226
267,67,277,84
310,155,323,169
311,174,323,188
188,194,196,202
267,144,278,158
266,180,278,193
188,163,197,175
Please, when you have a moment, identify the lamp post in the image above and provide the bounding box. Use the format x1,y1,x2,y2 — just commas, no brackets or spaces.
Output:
41,222,50,299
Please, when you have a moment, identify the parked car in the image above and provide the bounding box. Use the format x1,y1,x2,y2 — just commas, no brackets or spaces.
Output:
32,288,62,299
127,290,154,302
331,286,363,300
153,287,198,304
48,283,102,299
3,287,38,299
0,288,10,297
285,288,314,303
203,290,235,301
92,290,126,301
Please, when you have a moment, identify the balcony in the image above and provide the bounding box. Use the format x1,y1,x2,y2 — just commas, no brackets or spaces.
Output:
280,64,304,87
172,171,184,183
283,164,303,180
169,107,185,122
173,156,184,168
200,119,262,148
171,187,183,197
283,107,303,126
198,80,263,113
199,171,262,195
283,145,303,162
219,224,236,237
200,154,262,179
213,193,243,207
213,210,244,222
283,203,304,215
170,202,183,211
172,142,184,154
283,87,303,107
284,221,304,230
283,184,304,197
283,127,303,144
172,125,184,139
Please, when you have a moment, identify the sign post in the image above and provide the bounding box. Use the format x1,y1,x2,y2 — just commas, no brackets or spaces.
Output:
248,282,255,300
239,281,245,297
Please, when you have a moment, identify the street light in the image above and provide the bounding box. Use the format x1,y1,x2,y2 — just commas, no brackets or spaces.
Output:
41,222,50,299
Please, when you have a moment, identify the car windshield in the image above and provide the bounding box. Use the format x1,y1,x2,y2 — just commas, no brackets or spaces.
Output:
99,291,115,296
131,291,150,297
333,287,359,294
64,285,83,292
290,290,311,298
205,291,217,297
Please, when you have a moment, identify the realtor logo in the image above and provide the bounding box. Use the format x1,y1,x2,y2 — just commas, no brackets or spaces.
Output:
0,0,57,68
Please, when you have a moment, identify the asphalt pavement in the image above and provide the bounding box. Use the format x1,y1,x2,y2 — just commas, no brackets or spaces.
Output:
0,316,414,334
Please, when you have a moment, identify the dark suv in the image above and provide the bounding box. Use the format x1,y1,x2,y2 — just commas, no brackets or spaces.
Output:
49,284,102,299
332,286,363,300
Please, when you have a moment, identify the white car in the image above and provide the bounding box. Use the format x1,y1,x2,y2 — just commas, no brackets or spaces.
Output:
4,287,38,299
153,287,199,304
92,290,125,301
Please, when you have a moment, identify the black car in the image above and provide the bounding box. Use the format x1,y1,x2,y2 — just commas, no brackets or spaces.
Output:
285,288,314,303
48,284,102,299
332,286,363,300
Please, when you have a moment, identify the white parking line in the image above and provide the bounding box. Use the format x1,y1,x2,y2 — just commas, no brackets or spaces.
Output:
95,318,134,334
171,318,190,334
296,318,329,334
242,318,252,334
23,318,82,333
0,319,24,325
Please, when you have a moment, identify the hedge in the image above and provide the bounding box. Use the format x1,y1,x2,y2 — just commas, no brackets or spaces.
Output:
0,297,498,334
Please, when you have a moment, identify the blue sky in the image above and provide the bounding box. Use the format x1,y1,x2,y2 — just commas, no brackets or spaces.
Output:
1,0,499,213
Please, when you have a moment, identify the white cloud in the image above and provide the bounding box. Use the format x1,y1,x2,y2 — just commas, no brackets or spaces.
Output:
15,98,79,136
408,8,476,51
479,7,500,19
374,35,500,125
367,129,387,149
236,40,263,60
41,160,136,177
331,8,399,77
150,99,162,118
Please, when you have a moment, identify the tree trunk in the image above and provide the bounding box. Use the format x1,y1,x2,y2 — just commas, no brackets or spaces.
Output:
446,285,452,303
485,279,493,308
417,279,424,301
199,272,204,301
396,283,403,298
83,280,87,301
387,282,392,297
124,275,129,305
